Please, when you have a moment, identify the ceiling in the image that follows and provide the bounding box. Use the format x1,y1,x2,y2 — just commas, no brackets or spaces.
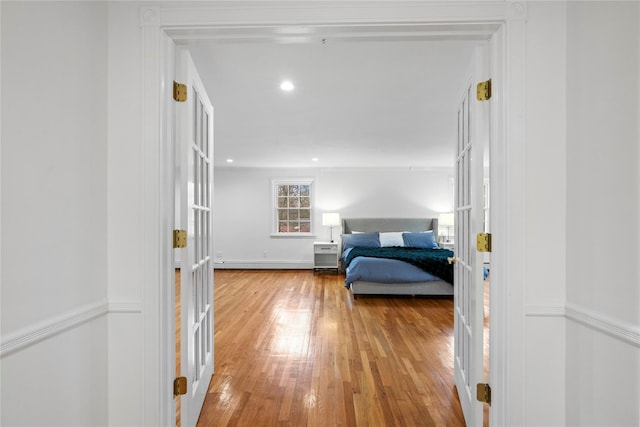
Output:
186,37,481,169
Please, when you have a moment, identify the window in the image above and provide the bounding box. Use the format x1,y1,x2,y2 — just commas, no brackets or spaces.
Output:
273,179,313,235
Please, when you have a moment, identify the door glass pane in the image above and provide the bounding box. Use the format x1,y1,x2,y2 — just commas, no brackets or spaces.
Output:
205,211,210,258
193,87,199,141
193,151,199,205
200,156,205,206
458,109,463,155
200,210,205,262
194,326,200,381
205,162,209,208
204,111,209,157
194,207,199,262
196,100,202,150
192,271,197,323
198,102,203,151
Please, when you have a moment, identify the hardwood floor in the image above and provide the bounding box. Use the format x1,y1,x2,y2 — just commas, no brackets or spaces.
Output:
194,270,466,427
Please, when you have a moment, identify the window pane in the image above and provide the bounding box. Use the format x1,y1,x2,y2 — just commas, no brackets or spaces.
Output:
274,180,313,234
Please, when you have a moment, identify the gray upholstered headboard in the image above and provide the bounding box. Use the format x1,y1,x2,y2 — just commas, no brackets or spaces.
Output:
338,217,439,272
341,217,438,235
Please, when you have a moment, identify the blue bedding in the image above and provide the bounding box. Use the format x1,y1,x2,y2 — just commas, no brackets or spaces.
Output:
343,247,446,286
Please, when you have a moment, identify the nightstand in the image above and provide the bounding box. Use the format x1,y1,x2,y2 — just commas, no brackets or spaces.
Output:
313,242,339,271
440,241,455,250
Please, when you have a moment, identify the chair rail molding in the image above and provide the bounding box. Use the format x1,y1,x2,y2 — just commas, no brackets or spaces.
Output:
0,299,144,358
1,300,105,357
525,304,566,318
565,303,640,347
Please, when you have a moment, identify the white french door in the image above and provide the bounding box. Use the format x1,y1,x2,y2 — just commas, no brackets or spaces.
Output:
177,48,214,427
454,47,488,426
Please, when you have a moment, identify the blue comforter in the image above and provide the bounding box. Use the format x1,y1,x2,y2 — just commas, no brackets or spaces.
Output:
343,246,454,286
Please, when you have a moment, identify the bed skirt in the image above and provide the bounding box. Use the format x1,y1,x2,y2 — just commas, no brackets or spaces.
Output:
348,280,453,297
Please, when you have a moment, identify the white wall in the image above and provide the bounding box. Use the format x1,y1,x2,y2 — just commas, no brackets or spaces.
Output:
1,2,109,426
565,2,640,425
522,3,568,425
106,3,145,424
213,167,453,268
2,2,637,426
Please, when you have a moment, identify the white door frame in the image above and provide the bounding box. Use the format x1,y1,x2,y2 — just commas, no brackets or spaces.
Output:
139,2,526,425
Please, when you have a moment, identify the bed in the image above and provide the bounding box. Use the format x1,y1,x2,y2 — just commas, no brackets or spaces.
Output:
340,217,454,297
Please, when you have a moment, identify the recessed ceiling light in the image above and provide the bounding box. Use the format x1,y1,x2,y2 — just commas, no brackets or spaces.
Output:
311,157,319,162
226,158,233,163
280,81,295,92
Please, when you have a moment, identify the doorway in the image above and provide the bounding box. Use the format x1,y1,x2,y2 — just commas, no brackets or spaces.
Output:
138,4,526,425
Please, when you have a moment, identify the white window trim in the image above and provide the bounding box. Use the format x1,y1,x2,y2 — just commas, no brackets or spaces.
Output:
271,177,315,237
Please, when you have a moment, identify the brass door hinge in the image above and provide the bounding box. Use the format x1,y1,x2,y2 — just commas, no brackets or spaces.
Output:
174,377,187,397
477,383,491,405
173,229,187,249
476,79,492,101
173,81,187,102
476,233,492,252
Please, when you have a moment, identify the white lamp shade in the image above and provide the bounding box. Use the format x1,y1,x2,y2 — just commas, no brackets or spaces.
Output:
322,212,341,226
439,212,454,226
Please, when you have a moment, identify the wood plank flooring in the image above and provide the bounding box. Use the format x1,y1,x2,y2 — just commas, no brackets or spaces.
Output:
195,270,466,427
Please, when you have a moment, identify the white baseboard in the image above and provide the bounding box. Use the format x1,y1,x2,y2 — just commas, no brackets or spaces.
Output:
213,260,312,269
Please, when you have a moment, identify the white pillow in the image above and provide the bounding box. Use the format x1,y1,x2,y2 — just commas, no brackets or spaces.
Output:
379,231,405,247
